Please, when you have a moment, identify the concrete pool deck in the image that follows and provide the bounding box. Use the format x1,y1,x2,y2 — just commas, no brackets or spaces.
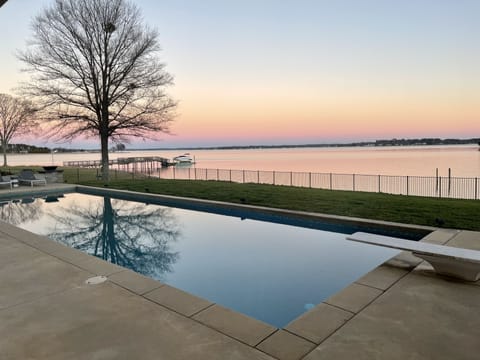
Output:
1,186,480,359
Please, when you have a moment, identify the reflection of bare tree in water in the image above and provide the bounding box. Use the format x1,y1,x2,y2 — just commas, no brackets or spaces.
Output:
0,198,43,225
48,197,180,279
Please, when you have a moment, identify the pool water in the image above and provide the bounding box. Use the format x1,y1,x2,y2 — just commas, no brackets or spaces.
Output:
0,192,406,328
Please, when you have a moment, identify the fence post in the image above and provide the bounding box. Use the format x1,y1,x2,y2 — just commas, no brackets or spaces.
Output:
229,169,232,182
406,176,409,196
378,175,381,193
173,167,176,180
476,177,478,200
309,172,312,188
159,168,161,179
194,167,197,180
448,168,451,195
439,176,442,198
329,173,332,190
353,174,355,191
217,168,219,181
257,170,260,184
273,171,276,185
290,172,293,186
243,170,245,183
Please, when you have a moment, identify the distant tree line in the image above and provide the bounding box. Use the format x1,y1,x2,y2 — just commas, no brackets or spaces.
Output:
374,138,480,146
4,145,113,153
151,137,480,152
6,143,50,153
51,147,92,153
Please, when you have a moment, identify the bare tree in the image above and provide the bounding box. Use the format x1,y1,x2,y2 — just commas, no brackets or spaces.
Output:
0,198,43,226
48,197,180,279
0,94,36,166
19,0,176,180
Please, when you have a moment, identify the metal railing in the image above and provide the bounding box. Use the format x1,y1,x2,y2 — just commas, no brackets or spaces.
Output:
69,164,479,200
116,166,479,200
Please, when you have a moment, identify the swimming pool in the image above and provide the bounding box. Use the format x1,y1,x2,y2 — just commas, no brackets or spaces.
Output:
0,191,425,327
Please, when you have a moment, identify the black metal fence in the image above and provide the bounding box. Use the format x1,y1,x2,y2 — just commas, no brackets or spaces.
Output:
128,167,479,200
73,163,479,200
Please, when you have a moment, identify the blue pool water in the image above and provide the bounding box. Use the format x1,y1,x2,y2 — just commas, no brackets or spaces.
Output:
0,192,424,327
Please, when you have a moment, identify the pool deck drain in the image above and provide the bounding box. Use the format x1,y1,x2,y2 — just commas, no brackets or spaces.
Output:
0,188,480,359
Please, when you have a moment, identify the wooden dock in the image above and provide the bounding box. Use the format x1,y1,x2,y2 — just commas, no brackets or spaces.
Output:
63,156,175,171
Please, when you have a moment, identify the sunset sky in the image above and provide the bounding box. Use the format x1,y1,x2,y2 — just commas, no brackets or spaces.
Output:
0,0,478,148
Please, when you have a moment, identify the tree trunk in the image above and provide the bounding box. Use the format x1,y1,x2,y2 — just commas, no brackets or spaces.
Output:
2,140,7,167
98,197,116,262
100,133,109,181
103,197,117,263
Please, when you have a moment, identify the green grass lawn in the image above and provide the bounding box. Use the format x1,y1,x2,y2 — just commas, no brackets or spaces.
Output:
2,166,478,231
57,167,479,231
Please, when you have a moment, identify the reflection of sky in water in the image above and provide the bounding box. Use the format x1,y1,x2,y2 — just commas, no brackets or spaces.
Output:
2,192,400,328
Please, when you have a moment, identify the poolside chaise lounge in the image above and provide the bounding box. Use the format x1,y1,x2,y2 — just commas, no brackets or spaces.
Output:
347,232,480,281
18,169,47,187
0,176,13,189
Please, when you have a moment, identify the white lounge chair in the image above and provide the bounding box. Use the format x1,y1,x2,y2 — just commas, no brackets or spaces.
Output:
0,176,13,189
18,169,47,187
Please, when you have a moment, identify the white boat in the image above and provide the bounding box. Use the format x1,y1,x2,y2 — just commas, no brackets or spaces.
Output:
173,153,195,164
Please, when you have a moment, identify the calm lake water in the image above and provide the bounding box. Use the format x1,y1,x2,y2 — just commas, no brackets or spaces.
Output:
5,145,480,177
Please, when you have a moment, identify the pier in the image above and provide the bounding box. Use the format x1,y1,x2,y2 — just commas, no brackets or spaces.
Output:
63,156,175,172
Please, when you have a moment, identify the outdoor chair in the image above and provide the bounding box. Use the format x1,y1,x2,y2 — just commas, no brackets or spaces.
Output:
0,176,13,189
18,169,47,187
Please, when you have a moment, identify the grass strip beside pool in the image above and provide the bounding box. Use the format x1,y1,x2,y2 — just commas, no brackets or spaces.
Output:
2,166,478,231
75,178,478,232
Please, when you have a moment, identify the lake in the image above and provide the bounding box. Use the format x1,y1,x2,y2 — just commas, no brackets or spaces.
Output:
4,145,480,177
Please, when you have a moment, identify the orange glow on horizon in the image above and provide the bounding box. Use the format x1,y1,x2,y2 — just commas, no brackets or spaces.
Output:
169,85,479,143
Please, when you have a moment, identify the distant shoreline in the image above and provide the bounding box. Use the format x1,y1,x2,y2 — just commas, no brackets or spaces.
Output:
14,137,479,153
143,138,480,152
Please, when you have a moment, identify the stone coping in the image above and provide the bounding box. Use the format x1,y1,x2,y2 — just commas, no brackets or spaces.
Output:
0,183,76,201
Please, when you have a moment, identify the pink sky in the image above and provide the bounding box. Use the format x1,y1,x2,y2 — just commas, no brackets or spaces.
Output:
1,0,479,149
